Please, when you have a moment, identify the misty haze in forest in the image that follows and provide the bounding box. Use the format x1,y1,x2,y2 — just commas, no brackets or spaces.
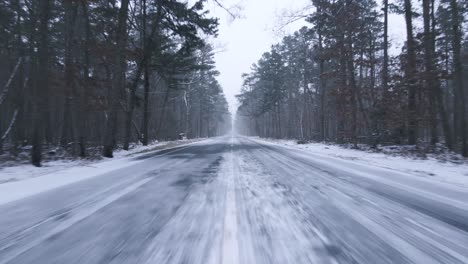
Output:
0,1,468,264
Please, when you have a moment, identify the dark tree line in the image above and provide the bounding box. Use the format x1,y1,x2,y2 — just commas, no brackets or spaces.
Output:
236,0,468,156
0,0,231,166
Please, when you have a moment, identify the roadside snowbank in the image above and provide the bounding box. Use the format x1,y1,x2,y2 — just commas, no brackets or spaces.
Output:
254,138,468,188
0,139,202,205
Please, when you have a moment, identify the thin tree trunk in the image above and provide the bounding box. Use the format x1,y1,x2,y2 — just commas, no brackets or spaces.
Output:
337,34,347,144
317,18,326,142
123,0,146,150
423,0,438,146
184,90,190,137
141,0,162,146
141,0,151,146
102,0,130,158
382,0,389,93
13,0,26,150
62,0,79,148
404,0,418,145
31,0,51,166
450,0,467,156
142,61,150,145
424,0,453,149
78,1,91,157
347,35,359,148
157,87,171,138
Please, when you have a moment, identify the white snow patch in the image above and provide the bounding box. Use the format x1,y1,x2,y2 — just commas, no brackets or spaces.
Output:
254,138,468,189
0,140,201,184
0,139,204,205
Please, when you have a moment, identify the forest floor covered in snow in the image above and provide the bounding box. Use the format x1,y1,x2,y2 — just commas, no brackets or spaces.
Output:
0,139,202,185
256,137,468,188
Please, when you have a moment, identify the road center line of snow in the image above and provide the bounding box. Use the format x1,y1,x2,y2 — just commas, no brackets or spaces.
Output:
221,136,240,264
0,177,152,264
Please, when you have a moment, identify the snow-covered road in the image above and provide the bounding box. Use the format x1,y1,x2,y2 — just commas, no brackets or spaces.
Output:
0,136,467,264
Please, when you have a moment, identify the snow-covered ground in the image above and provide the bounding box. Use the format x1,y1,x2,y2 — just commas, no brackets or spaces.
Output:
0,135,467,264
234,136,468,264
0,139,202,205
255,137,468,189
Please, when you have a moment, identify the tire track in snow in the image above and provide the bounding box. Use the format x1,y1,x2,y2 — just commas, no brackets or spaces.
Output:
222,135,240,264
232,137,332,264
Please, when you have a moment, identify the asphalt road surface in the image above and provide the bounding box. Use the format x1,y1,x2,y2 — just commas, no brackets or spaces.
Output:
1,136,467,264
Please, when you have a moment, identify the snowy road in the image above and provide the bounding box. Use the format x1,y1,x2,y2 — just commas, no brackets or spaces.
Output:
1,136,468,264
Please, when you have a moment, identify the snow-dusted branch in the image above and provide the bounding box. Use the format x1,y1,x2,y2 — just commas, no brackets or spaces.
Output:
212,0,236,19
271,4,314,36
211,0,244,22
0,57,23,106
1,109,18,141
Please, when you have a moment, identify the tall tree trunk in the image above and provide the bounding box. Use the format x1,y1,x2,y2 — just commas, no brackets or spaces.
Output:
450,0,467,156
123,0,147,150
302,64,309,140
62,0,79,151
13,0,26,151
423,0,438,146
382,0,389,93
142,61,150,145
317,10,326,142
78,1,91,158
31,0,51,166
404,0,418,145
140,0,162,146
123,66,143,150
102,0,130,158
141,0,152,146
423,0,453,149
347,34,359,148
379,0,389,146
337,34,347,144
184,90,190,137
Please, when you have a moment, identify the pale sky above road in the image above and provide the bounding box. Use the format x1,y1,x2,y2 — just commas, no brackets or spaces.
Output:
206,0,406,114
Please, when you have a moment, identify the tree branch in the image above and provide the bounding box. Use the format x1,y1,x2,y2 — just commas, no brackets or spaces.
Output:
1,109,19,141
0,57,23,106
212,0,243,20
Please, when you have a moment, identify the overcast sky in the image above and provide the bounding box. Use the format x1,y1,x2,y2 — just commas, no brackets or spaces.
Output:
206,0,406,113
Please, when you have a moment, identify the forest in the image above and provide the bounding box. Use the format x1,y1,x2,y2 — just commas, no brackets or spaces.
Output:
0,0,231,166
235,0,468,157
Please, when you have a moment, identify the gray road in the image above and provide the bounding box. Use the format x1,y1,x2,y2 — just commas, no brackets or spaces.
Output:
0,136,467,264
